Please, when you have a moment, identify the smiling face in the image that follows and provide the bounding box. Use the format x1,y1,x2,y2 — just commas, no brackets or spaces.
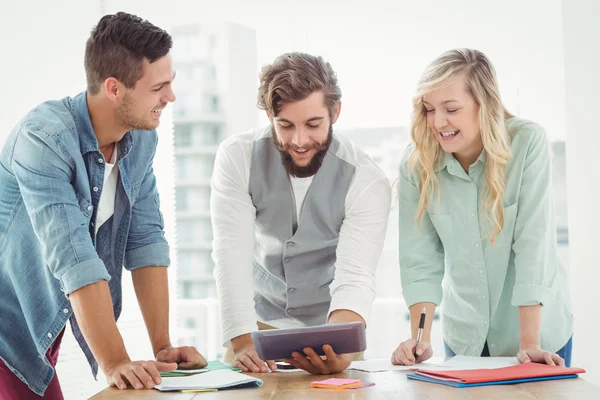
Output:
115,53,176,131
270,91,340,177
422,73,482,163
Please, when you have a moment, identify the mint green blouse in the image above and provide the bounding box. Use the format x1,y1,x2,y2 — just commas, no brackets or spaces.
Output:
398,117,572,356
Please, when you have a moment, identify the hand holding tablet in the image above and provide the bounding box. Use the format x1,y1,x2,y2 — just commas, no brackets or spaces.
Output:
250,322,366,374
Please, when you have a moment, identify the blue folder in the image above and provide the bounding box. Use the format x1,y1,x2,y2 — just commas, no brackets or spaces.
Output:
407,372,579,388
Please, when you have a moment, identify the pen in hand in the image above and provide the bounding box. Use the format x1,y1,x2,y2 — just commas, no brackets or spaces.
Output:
413,307,427,362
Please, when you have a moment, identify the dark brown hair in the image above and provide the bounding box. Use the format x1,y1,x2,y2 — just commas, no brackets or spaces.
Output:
84,12,172,95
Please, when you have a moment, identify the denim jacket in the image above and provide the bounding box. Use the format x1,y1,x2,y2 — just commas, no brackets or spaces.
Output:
0,92,170,396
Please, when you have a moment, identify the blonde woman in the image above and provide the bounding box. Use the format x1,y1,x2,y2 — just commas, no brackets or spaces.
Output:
391,49,573,367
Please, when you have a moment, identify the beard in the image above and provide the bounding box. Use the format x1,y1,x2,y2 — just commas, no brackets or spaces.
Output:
116,92,158,131
271,124,333,178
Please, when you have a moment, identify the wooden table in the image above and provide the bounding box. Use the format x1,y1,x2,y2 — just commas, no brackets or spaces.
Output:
91,368,600,399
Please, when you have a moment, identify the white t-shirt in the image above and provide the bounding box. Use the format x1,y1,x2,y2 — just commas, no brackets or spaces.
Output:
95,145,118,235
290,176,314,221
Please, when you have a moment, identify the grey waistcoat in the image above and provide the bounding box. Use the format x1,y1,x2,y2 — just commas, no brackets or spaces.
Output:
249,130,355,325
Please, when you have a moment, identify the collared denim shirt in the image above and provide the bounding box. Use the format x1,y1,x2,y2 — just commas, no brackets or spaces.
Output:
0,92,170,396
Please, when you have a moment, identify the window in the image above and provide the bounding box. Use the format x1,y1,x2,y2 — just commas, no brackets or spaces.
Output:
195,155,216,178
173,93,188,117
178,249,214,278
189,124,222,146
193,65,206,82
174,125,192,147
209,125,221,145
175,187,189,211
206,95,219,113
185,318,197,329
181,281,201,298
177,184,215,208
180,281,217,299
176,220,199,244
207,65,217,81
175,216,213,245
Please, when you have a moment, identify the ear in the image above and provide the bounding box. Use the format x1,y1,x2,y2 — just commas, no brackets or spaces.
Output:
103,77,121,103
266,111,273,122
331,101,342,124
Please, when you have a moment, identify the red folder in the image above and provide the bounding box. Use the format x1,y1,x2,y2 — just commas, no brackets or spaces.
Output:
415,362,586,384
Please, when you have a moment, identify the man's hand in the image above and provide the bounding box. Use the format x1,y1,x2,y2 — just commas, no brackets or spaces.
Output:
231,333,277,373
156,345,208,369
284,345,352,374
106,360,177,390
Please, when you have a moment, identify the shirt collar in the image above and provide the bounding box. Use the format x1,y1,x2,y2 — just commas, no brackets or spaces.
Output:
434,150,487,173
71,92,99,155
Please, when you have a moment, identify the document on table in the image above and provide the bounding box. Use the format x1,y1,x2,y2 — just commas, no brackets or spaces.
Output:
348,356,519,372
154,369,263,391
438,355,520,370
349,357,447,372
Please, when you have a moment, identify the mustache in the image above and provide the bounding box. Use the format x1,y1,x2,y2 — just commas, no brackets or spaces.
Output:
274,141,329,153
272,125,333,153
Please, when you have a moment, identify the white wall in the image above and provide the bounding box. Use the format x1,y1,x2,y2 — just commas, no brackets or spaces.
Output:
0,1,102,147
222,23,258,136
102,0,566,137
0,0,569,150
563,0,600,384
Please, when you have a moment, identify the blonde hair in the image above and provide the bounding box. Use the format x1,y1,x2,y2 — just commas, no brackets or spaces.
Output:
408,48,513,244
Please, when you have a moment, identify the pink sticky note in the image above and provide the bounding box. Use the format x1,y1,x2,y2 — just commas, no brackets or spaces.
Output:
311,378,362,387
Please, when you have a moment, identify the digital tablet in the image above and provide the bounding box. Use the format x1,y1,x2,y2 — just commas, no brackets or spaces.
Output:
251,321,366,361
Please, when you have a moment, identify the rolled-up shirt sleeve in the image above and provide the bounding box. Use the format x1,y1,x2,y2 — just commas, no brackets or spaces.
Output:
12,125,110,295
511,127,556,307
398,157,445,307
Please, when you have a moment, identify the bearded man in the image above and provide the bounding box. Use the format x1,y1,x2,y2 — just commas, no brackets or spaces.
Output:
211,52,391,375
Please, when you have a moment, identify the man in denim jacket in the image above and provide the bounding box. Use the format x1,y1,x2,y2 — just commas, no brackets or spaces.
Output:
0,13,206,399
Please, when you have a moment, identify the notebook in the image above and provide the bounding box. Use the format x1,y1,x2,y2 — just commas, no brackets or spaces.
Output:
408,362,586,388
349,357,447,372
155,369,263,391
160,360,241,377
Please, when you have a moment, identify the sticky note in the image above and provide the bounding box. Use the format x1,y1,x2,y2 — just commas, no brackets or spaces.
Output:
310,378,363,389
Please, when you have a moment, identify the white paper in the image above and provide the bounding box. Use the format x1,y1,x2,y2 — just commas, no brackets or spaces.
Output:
272,368,305,373
348,355,519,372
271,362,304,373
348,357,447,372
437,355,519,370
155,369,262,391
